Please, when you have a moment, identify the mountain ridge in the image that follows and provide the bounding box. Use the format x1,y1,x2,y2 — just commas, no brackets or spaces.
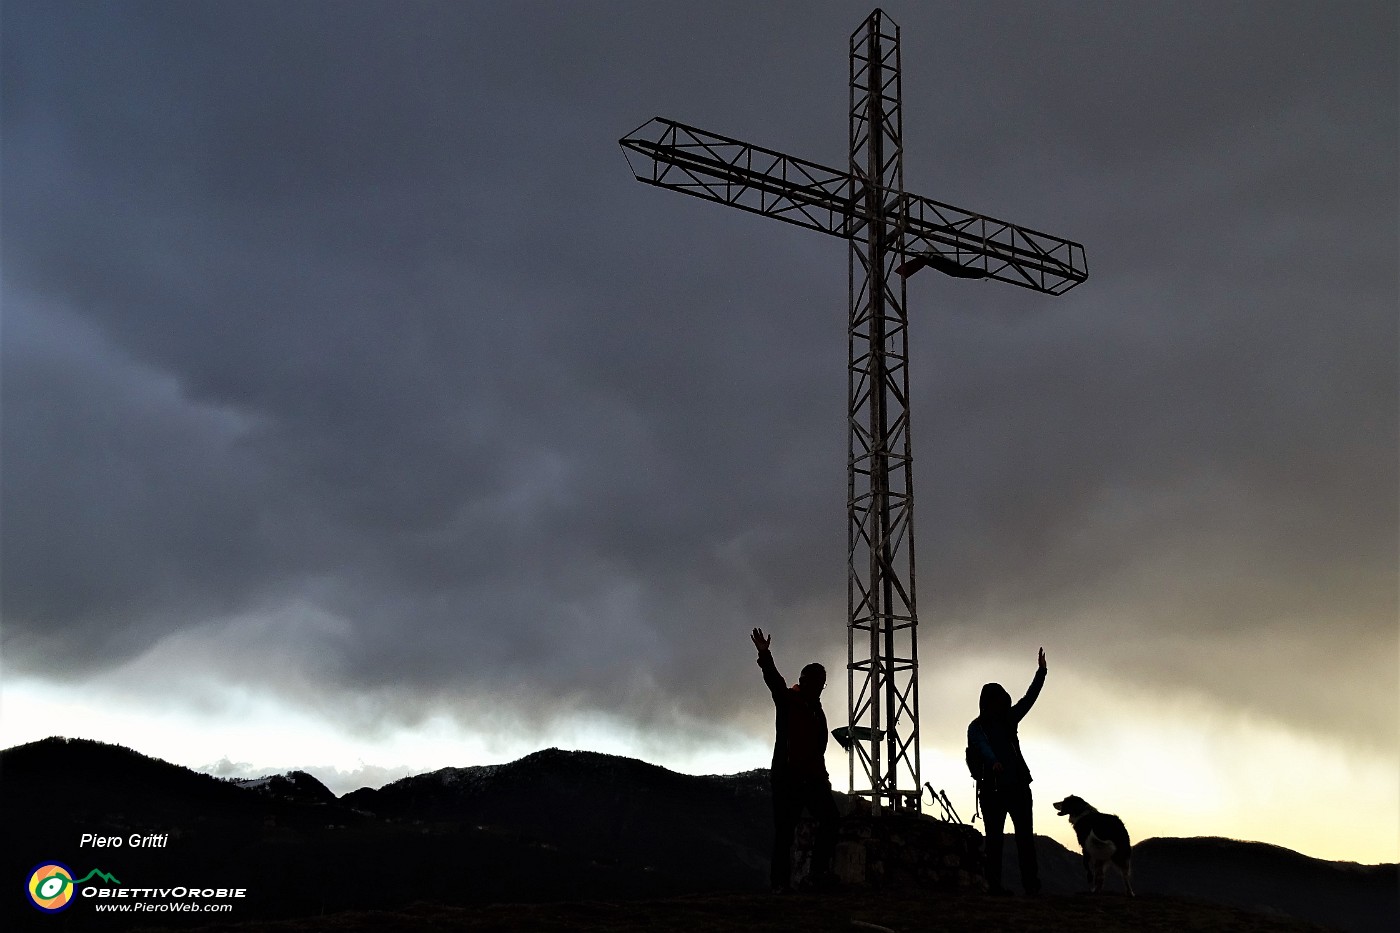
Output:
2,736,1394,932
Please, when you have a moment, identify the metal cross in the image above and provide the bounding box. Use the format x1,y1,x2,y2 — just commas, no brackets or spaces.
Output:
620,8,1086,814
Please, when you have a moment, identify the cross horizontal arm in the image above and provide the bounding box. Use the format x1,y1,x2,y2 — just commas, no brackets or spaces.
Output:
620,117,1087,296
620,117,856,238
898,191,1087,295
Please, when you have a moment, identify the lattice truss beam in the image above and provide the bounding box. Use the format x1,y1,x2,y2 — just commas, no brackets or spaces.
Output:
619,123,1087,295
846,9,919,811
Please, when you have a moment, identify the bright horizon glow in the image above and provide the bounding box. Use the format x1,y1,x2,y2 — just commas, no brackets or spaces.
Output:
3,671,1395,866
0,675,772,792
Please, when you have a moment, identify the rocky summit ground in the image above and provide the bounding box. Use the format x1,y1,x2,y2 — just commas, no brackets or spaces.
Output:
137,890,1341,933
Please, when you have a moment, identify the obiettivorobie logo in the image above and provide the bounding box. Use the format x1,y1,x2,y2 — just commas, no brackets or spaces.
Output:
26,862,121,913
25,861,248,917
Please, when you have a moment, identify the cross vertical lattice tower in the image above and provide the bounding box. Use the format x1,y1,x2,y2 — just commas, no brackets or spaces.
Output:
620,8,1086,814
846,9,919,812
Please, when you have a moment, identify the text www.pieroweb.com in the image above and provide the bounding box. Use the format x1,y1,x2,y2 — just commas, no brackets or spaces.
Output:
86,887,246,914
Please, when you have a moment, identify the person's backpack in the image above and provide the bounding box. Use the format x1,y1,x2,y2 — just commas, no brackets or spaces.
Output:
965,721,989,783
965,743,983,782
965,737,987,824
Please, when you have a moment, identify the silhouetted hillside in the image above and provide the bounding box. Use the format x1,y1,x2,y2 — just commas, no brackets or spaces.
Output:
2,739,771,930
342,746,771,884
1133,837,1399,933
3,737,1394,932
988,834,1395,932
2,736,255,821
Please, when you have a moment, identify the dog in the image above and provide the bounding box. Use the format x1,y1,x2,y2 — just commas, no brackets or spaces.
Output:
1053,795,1135,896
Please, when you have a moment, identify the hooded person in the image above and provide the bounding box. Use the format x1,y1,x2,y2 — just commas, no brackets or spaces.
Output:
968,648,1048,895
750,627,839,892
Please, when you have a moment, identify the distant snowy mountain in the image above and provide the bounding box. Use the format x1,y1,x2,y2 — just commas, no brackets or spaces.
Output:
231,769,336,804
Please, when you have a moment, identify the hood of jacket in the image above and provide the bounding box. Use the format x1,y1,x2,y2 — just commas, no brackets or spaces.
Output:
979,682,1012,722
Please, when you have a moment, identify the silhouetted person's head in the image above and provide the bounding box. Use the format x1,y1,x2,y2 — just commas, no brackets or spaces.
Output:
799,662,827,699
979,682,1012,722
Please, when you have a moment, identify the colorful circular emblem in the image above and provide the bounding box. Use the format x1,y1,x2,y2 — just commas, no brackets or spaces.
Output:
27,862,76,913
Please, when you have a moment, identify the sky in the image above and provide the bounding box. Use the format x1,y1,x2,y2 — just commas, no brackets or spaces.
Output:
2,1,1396,865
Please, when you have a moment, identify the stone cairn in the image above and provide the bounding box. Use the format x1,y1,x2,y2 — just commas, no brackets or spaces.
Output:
790,795,987,892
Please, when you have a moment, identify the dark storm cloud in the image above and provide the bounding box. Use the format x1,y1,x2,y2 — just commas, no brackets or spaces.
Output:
2,2,1394,744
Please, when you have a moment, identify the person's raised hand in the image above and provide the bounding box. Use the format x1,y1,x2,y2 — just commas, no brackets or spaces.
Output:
1038,647,1047,670
751,628,771,653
